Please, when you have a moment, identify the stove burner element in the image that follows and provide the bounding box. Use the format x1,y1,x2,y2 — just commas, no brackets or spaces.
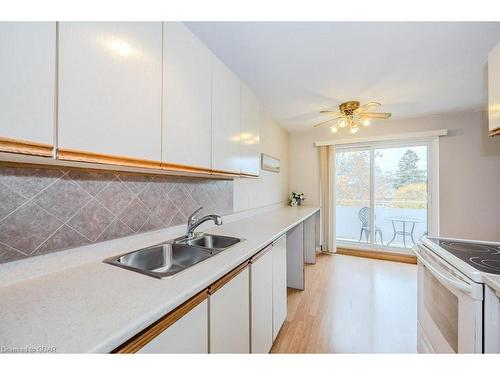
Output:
429,238,500,275
469,258,500,273
439,241,499,254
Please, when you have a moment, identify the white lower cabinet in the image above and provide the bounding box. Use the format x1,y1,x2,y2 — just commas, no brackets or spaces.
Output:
250,246,274,353
209,267,250,353
272,234,287,341
137,299,208,353
116,234,291,354
485,286,500,353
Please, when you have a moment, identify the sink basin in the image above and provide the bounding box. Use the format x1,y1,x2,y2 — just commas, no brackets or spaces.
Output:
104,243,214,278
177,234,242,250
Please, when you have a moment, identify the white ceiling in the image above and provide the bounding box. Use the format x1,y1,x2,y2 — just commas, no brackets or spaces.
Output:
186,22,500,132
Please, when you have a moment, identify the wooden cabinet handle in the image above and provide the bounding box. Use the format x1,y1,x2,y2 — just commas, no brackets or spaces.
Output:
208,261,250,295
111,289,208,353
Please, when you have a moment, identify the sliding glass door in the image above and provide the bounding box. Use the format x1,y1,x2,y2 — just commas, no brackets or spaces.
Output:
335,140,436,254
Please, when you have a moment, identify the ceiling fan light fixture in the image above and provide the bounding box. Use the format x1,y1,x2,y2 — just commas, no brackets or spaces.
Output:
337,118,348,128
360,118,371,127
313,100,391,132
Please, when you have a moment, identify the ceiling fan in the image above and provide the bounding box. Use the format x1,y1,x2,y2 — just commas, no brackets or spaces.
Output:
313,100,391,134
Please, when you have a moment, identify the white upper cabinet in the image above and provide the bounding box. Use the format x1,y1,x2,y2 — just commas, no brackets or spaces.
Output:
211,57,241,174
240,83,261,176
163,22,212,170
489,43,500,136
0,22,56,154
58,22,162,162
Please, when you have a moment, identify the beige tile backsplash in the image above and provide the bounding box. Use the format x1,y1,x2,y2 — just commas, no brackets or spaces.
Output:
0,165,233,264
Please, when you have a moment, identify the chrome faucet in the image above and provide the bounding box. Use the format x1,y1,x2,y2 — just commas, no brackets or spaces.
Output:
185,207,223,239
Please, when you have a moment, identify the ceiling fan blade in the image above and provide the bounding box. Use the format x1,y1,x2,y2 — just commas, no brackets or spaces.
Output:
355,102,381,112
319,110,343,116
313,117,341,128
358,112,392,119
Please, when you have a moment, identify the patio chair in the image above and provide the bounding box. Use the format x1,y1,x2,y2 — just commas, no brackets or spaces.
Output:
358,206,383,244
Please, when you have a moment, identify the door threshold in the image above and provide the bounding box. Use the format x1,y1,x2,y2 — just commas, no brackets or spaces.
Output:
336,247,417,265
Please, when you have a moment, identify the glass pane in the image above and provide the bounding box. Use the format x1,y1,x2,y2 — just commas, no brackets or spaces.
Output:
374,146,428,249
335,149,371,243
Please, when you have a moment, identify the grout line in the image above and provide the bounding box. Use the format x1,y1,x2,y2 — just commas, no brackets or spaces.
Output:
0,240,30,257
66,171,115,197
0,172,66,226
29,221,68,256
63,199,105,243
115,217,136,235
116,173,150,198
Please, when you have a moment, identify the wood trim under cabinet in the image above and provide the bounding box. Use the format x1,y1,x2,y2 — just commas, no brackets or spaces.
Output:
57,148,162,170
240,172,260,179
249,244,272,264
0,136,53,157
489,127,500,137
210,168,242,178
208,261,250,295
111,289,208,353
161,162,212,175
336,247,417,265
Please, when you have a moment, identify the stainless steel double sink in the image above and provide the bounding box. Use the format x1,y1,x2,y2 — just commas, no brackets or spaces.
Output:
104,234,243,279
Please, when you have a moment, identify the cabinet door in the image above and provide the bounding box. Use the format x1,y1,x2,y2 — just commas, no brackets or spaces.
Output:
211,58,241,174
484,286,500,353
0,22,55,156
272,234,287,340
240,83,260,176
250,247,273,353
489,43,500,135
163,22,212,170
209,267,250,353
304,215,316,264
287,222,305,290
58,22,162,163
138,299,208,353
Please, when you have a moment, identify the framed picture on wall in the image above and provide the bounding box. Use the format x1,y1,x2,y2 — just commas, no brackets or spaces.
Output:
261,153,280,173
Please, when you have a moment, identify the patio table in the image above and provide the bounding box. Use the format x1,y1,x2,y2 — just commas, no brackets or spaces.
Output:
385,216,424,248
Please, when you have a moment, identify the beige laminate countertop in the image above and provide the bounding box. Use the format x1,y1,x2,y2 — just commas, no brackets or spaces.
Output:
0,205,319,353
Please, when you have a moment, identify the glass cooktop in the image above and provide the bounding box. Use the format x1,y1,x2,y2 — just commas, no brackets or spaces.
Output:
429,238,500,275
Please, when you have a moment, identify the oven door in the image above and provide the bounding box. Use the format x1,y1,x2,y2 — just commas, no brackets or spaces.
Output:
415,244,483,353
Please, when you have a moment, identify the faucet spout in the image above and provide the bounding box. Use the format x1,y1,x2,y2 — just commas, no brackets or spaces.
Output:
185,207,223,238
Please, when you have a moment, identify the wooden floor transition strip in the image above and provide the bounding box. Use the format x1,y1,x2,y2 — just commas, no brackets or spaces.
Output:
336,247,417,264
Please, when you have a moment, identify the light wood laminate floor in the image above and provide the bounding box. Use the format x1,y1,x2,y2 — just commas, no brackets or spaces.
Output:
271,253,417,353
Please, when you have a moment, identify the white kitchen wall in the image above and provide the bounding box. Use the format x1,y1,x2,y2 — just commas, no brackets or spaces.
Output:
233,110,290,212
290,111,500,242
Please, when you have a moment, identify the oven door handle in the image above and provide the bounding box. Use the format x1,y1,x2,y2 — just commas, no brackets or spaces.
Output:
415,245,474,296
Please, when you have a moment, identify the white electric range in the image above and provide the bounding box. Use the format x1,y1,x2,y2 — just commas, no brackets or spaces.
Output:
413,236,500,353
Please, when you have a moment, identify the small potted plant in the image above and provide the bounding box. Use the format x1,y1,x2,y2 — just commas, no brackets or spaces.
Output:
290,192,305,206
